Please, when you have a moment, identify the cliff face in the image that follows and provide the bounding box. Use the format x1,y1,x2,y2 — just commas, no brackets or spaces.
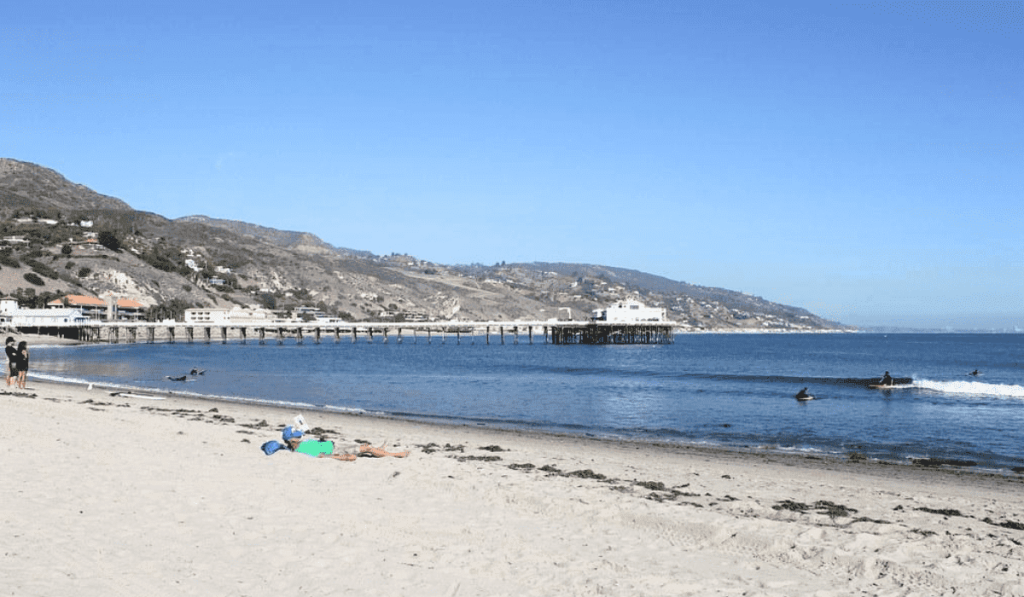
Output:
0,158,847,330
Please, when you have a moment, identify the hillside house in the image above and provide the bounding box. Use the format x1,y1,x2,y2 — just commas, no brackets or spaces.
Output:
292,306,327,320
45,295,144,321
115,298,145,321
184,307,276,324
51,295,108,320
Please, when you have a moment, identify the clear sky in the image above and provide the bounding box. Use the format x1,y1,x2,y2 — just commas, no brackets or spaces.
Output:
2,1,1021,329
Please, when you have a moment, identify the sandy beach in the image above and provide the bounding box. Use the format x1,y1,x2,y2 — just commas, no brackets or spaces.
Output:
3,380,1023,596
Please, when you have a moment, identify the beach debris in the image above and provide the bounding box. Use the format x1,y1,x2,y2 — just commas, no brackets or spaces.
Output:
773,499,859,519
915,507,966,518
414,442,465,454
239,419,270,430
456,455,502,462
479,445,506,452
508,463,535,470
849,516,891,525
566,469,607,480
635,480,666,491
911,457,978,467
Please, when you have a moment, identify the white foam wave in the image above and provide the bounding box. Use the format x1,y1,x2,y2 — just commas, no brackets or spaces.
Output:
913,379,1024,399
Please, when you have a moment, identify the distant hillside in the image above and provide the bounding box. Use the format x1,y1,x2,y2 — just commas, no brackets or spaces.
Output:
177,215,373,259
0,158,849,331
0,158,132,216
513,262,824,322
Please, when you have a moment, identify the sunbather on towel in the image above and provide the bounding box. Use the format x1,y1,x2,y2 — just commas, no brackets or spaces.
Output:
262,426,409,460
286,437,409,461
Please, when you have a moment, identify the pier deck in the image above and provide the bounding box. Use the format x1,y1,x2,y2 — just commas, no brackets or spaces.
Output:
16,320,675,345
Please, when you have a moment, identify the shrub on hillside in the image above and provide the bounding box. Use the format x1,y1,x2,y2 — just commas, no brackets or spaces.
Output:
25,259,59,280
23,272,45,286
0,250,19,268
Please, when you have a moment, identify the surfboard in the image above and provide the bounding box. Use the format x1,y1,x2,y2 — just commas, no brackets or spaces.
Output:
868,384,911,390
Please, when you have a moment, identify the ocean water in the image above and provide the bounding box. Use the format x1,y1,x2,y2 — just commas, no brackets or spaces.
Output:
30,333,1024,471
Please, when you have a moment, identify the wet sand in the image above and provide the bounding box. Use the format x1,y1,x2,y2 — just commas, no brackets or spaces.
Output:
2,379,1023,596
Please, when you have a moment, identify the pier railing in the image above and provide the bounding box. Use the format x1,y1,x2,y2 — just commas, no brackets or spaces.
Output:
19,319,675,345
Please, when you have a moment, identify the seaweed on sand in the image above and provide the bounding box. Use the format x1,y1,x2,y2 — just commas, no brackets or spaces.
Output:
773,500,859,519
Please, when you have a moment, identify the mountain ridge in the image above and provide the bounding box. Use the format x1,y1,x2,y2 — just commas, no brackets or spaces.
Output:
0,158,848,330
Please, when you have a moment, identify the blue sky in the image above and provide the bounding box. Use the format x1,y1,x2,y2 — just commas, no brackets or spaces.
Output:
2,1,1021,329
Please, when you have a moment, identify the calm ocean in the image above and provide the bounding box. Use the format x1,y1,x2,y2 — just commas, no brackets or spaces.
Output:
31,333,1024,471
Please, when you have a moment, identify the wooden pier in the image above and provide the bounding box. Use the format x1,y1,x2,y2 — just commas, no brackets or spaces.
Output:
19,320,675,346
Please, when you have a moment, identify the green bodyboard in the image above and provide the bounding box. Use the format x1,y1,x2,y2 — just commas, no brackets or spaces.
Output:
295,440,334,457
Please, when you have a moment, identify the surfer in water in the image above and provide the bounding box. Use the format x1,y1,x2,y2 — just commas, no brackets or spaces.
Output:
879,371,894,386
794,387,813,401
969,369,980,376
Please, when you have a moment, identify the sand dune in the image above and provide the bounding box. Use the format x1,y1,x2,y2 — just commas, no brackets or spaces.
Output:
2,380,1023,596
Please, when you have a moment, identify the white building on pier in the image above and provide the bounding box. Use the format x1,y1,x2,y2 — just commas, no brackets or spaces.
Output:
0,299,89,328
591,299,666,323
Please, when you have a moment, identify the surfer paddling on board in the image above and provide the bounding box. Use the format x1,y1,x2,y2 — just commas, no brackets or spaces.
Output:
879,371,894,387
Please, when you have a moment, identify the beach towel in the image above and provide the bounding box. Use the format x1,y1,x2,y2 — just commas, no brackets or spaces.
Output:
294,440,334,457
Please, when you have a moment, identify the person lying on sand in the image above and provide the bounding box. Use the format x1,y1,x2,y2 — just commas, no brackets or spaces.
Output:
285,437,410,461
261,426,409,460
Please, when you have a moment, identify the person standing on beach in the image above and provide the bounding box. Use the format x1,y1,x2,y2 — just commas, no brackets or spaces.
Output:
5,337,17,387
15,341,28,389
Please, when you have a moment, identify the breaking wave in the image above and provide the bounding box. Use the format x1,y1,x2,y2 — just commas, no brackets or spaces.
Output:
913,379,1024,399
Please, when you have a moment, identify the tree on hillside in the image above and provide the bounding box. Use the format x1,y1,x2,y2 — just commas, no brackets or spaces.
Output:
97,230,121,252
145,299,193,322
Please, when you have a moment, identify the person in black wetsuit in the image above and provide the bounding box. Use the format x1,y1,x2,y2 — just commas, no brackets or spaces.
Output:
795,387,812,400
14,341,28,389
879,371,894,386
5,337,17,387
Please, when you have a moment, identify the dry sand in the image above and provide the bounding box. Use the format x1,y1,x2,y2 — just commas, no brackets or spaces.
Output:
2,380,1023,596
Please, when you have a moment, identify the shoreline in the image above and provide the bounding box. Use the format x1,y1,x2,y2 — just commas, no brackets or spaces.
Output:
4,379,1024,595
15,375,1024,488
30,371,1024,478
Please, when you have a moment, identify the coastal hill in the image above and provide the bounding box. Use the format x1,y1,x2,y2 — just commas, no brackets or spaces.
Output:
0,157,847,330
